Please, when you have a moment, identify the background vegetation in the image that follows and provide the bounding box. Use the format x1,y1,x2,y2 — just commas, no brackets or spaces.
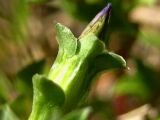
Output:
0,0,160,119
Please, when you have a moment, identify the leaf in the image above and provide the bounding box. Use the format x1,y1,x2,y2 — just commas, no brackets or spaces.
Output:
62,107,91,120
55,23,78,58
0,105,20,120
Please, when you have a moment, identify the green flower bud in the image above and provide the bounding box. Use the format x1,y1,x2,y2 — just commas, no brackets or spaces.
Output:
29,3,126,120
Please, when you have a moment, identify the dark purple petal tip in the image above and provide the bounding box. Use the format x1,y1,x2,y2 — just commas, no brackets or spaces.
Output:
91,3,112,25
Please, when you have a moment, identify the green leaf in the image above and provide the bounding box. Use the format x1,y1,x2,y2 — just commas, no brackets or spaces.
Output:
0,105,19,120
62,107,91,120
55,23,78,58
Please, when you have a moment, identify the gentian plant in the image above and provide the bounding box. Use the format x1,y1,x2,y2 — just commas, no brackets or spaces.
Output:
29,3,126,120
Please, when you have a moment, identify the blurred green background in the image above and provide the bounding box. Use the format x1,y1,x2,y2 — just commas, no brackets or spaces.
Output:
0,0,160,120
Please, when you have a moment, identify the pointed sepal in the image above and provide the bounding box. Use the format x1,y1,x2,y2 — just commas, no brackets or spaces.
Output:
92,51,126,72
29,74,65,120
55,23,78,58
79,33,105,60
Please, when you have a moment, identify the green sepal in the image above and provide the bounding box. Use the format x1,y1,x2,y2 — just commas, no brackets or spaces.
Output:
55,23,77,58
33,74,65,106
29,74,65,120
82,51,126,93
62,107,91,120
79,33,105,60
92,51,126,72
